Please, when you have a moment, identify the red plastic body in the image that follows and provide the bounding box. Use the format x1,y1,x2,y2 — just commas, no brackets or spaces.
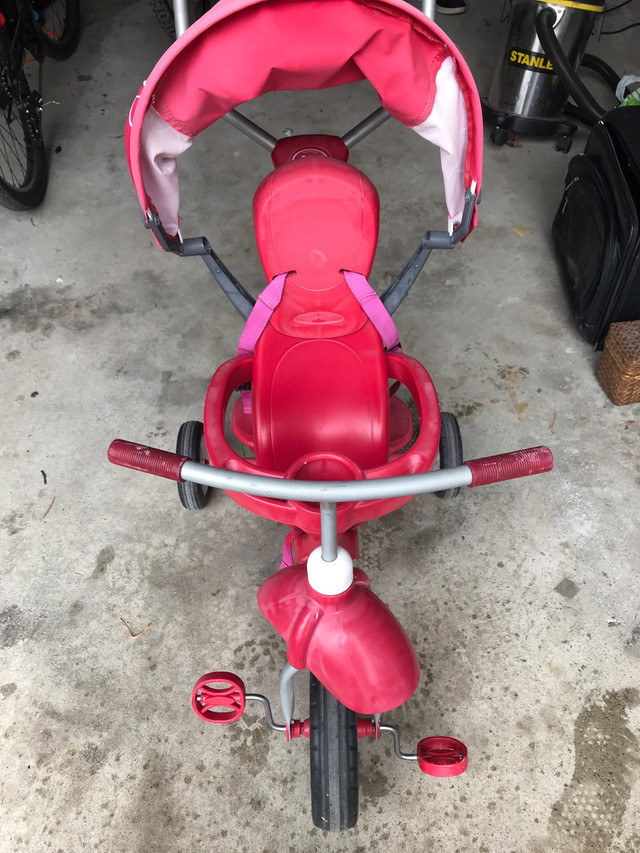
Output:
270,134,350,168
252,152,385,473
253,154,379,290
257,564,420,714
204,154,441,540
201,154,436,715
204,350,440,536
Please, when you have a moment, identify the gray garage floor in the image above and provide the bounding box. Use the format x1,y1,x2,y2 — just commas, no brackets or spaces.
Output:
1,1,639,851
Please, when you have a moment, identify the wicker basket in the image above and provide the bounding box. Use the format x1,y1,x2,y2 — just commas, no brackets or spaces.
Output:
596,320,640,405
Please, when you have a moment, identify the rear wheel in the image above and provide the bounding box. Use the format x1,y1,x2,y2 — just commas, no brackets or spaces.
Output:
309,675,358,832
435,411,463,500
33,0,80,60
176,420,210,510
0,47,48,209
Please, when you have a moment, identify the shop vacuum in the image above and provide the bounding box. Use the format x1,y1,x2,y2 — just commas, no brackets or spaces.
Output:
484,0,612,152
485,1,640,351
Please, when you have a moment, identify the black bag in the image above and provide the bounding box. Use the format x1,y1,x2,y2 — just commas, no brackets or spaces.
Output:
552,106,640,347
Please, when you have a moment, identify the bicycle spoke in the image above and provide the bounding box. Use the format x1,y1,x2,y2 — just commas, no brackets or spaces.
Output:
0,117,29,186
33,1,68,43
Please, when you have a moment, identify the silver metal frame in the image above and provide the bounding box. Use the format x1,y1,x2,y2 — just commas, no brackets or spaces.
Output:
180,459,473,503
422,0,436,21
172,0,191,37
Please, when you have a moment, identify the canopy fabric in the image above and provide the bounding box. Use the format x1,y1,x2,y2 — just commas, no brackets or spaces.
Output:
127,0,483,238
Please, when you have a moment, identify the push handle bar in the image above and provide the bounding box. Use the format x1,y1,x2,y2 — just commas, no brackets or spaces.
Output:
108,440,552,502
423,187,477,250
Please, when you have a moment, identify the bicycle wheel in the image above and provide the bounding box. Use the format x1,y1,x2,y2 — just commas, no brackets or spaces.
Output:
309,675,359,832
33,0,80,60
0,43,48,209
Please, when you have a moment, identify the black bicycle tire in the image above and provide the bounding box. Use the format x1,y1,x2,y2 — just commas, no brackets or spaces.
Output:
176,420,210,510
33,0,80,60
0,44,48,209
435,411,463,500
309,675,358,832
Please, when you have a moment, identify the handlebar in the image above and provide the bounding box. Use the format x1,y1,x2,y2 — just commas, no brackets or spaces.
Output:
108,440,553,502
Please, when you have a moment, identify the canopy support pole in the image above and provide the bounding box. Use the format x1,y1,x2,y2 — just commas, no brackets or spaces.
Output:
422,0,436,20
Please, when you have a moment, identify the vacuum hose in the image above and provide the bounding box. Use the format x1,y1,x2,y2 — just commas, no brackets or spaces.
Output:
535,7,607,124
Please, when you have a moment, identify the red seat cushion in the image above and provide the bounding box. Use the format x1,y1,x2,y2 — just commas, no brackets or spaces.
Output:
251,317,389,473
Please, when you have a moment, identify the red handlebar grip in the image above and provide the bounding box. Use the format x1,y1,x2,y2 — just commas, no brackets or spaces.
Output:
108,440,189,481
466,446,553,487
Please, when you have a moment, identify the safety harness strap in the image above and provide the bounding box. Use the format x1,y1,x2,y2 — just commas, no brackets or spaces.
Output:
237,270,401,412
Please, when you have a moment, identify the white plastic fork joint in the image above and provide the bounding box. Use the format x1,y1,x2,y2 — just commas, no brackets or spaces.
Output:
306,546,354,596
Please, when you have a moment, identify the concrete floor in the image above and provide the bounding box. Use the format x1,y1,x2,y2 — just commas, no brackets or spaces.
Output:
2,0,640,850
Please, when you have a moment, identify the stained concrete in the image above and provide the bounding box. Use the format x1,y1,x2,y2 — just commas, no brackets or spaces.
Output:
1,1,639,851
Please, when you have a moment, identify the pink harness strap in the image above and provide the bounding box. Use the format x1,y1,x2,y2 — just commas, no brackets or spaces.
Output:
237,269,401,413
280,527,303,569
341,270,401,352
238,270,400,355
237,271,288,356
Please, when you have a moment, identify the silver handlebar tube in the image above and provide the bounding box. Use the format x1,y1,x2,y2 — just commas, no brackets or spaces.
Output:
180,459,473,501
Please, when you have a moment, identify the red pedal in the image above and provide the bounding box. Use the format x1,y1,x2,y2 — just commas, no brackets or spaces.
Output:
417,736,468,777
192,672,246,724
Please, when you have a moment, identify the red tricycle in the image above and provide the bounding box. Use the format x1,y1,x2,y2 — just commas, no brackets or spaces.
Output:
109,0,552,831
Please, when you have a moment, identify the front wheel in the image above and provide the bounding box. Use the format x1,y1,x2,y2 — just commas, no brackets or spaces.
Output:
309,675,358,832
0,59,48,209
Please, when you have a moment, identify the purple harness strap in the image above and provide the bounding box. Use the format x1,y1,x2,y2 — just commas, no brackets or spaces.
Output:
237,270,401,412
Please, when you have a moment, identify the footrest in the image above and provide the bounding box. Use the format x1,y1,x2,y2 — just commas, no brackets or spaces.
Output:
417,736,468,777
192,671,246,724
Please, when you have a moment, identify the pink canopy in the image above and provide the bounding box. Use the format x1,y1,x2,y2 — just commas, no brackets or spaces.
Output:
127,0,483,237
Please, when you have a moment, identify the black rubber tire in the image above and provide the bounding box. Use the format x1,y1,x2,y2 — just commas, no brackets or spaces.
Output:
149,0,210,39
176,421,210,510
435,411,463,500
33,0,80,60
309,675,358,832
0,53,48,209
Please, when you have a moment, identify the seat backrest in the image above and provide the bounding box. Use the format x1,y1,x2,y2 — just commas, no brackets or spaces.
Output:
253,154,379,292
